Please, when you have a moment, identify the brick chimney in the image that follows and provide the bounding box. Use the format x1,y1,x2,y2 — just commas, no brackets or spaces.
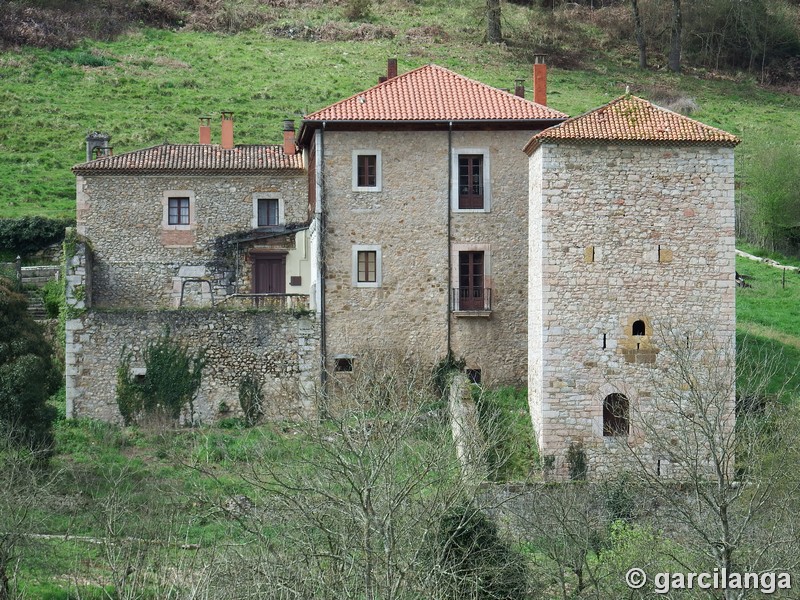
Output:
514,78,525,98
221,111,234,149
283,119,296,155
387,58,398,80
199,116,211,144
533,54,547,106
85,132,111,162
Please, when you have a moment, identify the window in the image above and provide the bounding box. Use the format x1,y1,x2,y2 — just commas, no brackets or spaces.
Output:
632,320,646,336
451,244,491,314
358,251,377,283
458,155,483,209
334,357,353,372
466,369,482,384
603,393,630,437
451,149,491,212
252,196,284,228
257,198,280,227
168,197,190,225
352,150,382,191
352,245,382,288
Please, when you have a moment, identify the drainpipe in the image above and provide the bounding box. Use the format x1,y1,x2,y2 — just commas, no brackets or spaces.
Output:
447,122,453,356
318,123,328,396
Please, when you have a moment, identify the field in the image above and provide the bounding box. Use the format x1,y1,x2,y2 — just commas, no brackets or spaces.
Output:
1,1,799,218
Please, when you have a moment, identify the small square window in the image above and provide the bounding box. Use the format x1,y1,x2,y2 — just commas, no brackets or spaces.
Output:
466,369,482,384
168,197,190,225
334,357,353,372
358,251,377,283
257,198,280,227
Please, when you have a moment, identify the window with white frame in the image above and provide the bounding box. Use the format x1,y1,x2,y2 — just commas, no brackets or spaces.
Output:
451,148,491,212
352,244,382,288
252,196,284,228
352,150,382,192
162,190,195,229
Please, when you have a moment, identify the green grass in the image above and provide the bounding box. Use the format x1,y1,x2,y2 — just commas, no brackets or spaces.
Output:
0,2,798,218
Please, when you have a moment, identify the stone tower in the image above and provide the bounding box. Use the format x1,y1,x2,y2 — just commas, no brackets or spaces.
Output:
525,95,740,479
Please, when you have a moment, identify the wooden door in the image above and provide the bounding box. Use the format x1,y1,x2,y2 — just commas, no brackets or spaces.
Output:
253,255,286,295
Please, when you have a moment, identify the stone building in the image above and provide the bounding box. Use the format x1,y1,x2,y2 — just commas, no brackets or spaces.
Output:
67,61,739,480
525,94,739,479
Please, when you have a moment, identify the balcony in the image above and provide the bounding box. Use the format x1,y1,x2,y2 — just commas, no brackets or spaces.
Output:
452,287,492,317
217,293,310,312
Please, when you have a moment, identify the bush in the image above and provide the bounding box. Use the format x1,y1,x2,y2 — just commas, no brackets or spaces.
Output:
40,277,63,319
116,330,205,425
238,371,264,427
0,216,74,257
432,351,466,398
436,503,531,599
0,279,59,452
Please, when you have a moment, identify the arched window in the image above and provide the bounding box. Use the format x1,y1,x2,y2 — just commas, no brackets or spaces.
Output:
632,320,646,336
603,393,630,436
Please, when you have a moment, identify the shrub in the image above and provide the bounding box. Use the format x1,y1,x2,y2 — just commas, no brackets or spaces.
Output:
238,371,264,427
344,0,371,21
40,277,63,319
432,351,466,398
435,503,531,599
0,279,59,452
566,441,588,480
0,216,74,257
116,330,205,425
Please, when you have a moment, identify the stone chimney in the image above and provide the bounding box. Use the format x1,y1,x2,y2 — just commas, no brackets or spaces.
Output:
533,54,547,106
283,119,296,155
387,58,398,80
199,116,211,144
85,132,111,162
514,79,525,98
221,111,234,149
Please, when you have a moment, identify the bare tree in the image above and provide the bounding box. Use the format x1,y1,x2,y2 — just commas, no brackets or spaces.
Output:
195,351,534,599
668,0,683,73
624,331,800,599
487,0,502,44
631,0,648,69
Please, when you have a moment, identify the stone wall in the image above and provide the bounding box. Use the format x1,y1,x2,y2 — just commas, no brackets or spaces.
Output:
66,309,320,423
76,173,308,308
528,142,736,480
321,129,536,385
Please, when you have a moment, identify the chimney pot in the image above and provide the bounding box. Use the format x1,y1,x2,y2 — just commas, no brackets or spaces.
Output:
514,78,525,98
199,116,211,145
221,111,234,149
387,58,398,80
283,119,296,156
533,56,547,106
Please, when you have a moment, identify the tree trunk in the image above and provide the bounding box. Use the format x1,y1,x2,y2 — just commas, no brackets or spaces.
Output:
668,0,682,73
631,0,647,69
487,0,502,44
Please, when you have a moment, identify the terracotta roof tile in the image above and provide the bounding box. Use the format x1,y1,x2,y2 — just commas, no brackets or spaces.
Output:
524,94,740,153
304,64,568,122
72,144,304,174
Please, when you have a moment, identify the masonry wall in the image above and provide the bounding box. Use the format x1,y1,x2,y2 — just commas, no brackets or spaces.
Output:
322,129,535,385
66,309,320,423
76,173,308,308
528,142,736,479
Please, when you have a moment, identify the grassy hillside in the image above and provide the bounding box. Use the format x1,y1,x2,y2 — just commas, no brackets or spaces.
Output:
1,1,799,218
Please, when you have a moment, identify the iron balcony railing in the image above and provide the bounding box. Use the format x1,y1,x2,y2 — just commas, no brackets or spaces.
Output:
452,287,492,312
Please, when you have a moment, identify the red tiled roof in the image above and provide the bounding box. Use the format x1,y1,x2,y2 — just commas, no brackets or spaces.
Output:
304,64,568,122
524,94,740,153
72,144,304,174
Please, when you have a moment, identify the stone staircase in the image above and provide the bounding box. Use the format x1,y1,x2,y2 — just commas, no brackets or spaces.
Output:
19,265,60,320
